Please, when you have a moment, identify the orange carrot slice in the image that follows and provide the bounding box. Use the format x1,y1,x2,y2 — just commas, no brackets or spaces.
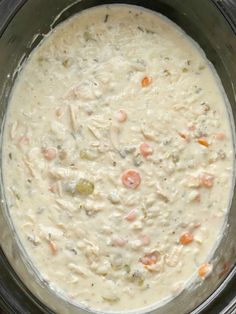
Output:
141,76,152,88
116,109,127,123
125,209,137,222
198,263,213,279
200,172,214,188
198,138,209,147
49,240,58,255
122,170,141,189
215,132,226,140
140,143,153,157
139,251,160,265
42,147,57,161
179,232,194,245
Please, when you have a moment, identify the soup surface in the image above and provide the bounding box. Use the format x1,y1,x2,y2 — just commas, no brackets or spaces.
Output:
3,4,234,312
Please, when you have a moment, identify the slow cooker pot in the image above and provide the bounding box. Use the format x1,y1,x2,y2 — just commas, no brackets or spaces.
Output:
0,0,235,313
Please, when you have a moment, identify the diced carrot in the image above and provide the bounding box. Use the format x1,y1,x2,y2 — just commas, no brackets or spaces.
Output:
191,191,201,202
125,209,137,222
122,169,141,189
139,251,160,265
198,263,213,279
215,132,226,140
188,123,196,131
49,240,58,255
179,232,194,245
193,223,201,229
139,234,151,246
178,132,190,142
19,136,29,145
49,183,57,193
140,143,153,157
42,147,57,161
219,261,229,279
200,172,214,188
55,107,65,118
141,76,152,88
113,237,127,247
198,138,209,147
116,109,127,123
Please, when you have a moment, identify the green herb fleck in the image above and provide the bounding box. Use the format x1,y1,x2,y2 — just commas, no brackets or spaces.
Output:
137,26,144,32
171,153,179,163
124,264,131,273
83,31,95,42
145,28,155,34
104,14,109,23
199,65,205,70
164,69,171,76
128,270,144,286
62,59,71,68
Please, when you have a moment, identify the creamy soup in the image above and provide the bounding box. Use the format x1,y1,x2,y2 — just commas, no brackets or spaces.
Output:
2,4,234,313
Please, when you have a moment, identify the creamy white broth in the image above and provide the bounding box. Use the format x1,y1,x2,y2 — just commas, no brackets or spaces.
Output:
2,4,234,312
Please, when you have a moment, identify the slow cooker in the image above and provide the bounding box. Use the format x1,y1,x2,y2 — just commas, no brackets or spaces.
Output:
0,0,235,313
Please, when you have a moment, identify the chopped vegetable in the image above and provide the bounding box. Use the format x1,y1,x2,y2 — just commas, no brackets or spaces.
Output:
122,169,141,189
128,270,144,286
62,57,74,69
125,209,137,221
171,153,179,163
139,143,153,157
58,149,67,160
200,172,214,188
83,31,95,42
19,136,29,145
198,263,213,279
137,26,144,32
115,109,127,123
49,183,58,194
139,251,160,265
141,76,152,88
104,14,109,23
178,132,190,142
124,264,131,273
179,232,194,245
113,237,127,247
215,132,226,140
49,240,58,255
139,234,151,246
188,123,196,131
198,138,209,147
102,296,120,303
219,261,229,279
145,28,155,34
55,107,65,118
189,190,201,202
42,147,57,161
80,149,98,160
76,179,94,195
